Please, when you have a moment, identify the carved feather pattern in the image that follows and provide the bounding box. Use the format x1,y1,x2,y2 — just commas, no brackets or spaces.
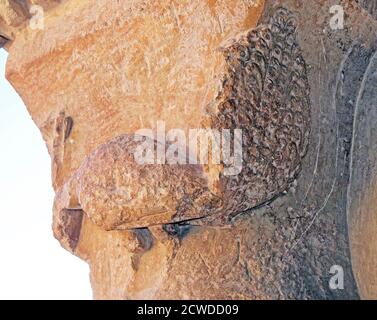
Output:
212,7,311,217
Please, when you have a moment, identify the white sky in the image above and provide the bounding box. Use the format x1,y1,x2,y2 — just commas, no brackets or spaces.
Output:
0,50,92,299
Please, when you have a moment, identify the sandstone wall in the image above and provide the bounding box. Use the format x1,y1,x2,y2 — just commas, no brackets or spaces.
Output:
1,0,377,299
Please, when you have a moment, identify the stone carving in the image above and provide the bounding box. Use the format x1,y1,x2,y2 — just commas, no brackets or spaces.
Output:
53,7,311,238
53,135,223,233
212,7,311,221
3,0,377,300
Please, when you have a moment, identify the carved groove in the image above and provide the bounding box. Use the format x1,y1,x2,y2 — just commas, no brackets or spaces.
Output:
64,116,74,141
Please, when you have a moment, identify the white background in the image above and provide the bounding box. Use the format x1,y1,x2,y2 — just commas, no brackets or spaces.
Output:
0,50,92,299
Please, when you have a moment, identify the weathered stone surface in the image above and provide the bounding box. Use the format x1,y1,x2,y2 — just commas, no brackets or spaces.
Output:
53,208,83,252
347,49,377,299
211,6,311,222
0,0,28,27
0,0,27,42
356,0,377,19
54,134,223,231
52,7,311,234
2,0,377,299
0,0,61,46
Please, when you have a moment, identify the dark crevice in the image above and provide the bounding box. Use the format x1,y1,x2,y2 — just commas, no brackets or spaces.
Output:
0,36,9,49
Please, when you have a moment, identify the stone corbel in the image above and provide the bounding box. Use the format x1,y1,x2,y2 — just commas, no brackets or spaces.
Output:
52,7,311,254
